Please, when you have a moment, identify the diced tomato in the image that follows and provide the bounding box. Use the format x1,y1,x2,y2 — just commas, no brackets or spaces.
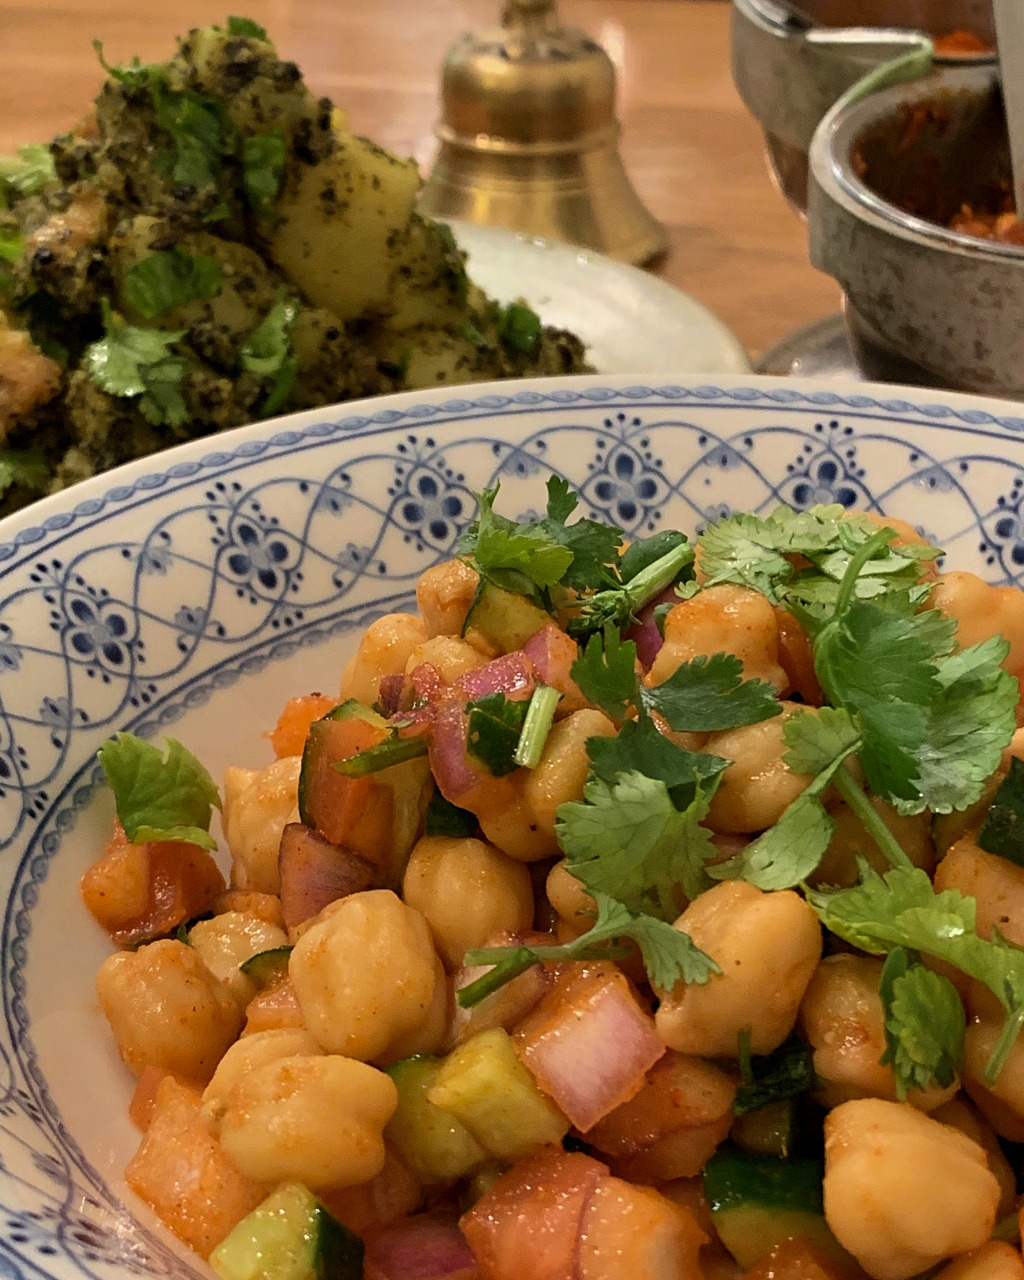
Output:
266,692,339,758
81,824,225,946
128,1065,201,1132
576,1176,707,1279
515,963,665,1133
321,1150,423,1237
460,1149,607,1280
125,1077,268,1258
303,717,395,863
242,978,305,1036
364,1213,479,1279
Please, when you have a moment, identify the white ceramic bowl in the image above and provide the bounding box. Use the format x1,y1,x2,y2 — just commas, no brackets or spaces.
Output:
5,372,1024,1280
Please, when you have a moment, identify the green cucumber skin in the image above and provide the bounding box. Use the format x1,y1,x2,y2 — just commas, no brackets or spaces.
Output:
239,945,293,986
703,1151,825,1216
210,1184,363,1280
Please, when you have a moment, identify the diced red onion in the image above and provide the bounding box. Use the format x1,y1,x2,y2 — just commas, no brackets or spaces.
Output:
624,588,678,671
364,1215,479,1280
278,823,384,929
455,652,536,702
523,624,574,688
427,695,479,800
378,674,406,717
517,966,665,1133
411,662,446,702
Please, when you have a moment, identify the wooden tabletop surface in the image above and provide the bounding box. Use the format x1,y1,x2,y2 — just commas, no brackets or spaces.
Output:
0,0,841,361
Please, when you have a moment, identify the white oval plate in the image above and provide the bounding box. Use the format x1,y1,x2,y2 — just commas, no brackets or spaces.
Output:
449,220,752,376
2,372,1023,1280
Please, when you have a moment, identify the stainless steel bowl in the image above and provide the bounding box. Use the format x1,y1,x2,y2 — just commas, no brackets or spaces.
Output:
732,0,995,211
808,64,1024,398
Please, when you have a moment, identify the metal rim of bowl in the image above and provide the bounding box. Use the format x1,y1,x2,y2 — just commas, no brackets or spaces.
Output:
809,62,1024,260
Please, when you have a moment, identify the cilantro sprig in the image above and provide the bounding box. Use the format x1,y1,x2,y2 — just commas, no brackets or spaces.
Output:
879,947,965,1100
979,756,1024,864
97,732,221,849
734,1035,815,1115
241,289,299,416
456,891,719,1008
807,865,1024,1084
84,300,188,427
124,246,223,320
0,145,56,203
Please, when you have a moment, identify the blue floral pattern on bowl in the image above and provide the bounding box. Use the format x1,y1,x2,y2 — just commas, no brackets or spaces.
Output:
3,374,1024,1280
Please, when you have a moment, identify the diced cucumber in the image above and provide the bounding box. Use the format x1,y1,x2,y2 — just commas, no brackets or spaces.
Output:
731,1100,798,1159
426,1027,569,1161
209,1183,362,1280
297,699,385,826
385,1055,488,1184
464,583,551,653
239,945,293,989
703,1151,852,1271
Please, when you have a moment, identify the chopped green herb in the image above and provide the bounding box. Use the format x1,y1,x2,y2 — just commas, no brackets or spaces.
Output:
643,652,781,734
226,16,270,39
0,144,56,199
457,890,718,1008
93,38,160,89
425,791,479,838
84,300,188,427
497,301,541,353
513,685,561,769
242,131,286,216
0,227,24,265
97,732,221,849
333,732,428,776
0,449,50,498
150,78,234,195
466,693,529,776
878,947,965,1101
567,541,695,638
571,627,638,723
733,1036,815,1116
241,289,299,416
979,756,1024,865
124,246,223,319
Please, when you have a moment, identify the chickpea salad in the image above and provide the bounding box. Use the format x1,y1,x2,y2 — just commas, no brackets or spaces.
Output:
84,484,1024,1280
0,19,587,517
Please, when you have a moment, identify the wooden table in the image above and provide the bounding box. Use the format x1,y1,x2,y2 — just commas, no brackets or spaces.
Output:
0,0,841,360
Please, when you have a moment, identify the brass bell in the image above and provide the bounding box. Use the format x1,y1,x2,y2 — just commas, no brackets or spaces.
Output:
419,0,668,266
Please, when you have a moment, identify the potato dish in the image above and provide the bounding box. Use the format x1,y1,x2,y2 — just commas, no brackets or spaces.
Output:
0,19,587,516
84,486,1024,1280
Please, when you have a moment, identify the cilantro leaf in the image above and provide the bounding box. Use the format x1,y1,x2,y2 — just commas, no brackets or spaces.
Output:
466,693,529,776
227,16,270,39
733,1036,815,1115
150,79,234,194
0,226,24,264
458,890,718,1008
620,530,690,584
557,769,718,914
241,290,299,416
806,865,1024,1083
979,756,1024,865
458,483,574,607
124,246,223,319
425,791,478,838
97,732,220,849
0,449,49,497
0,144,56,199
544,475,577,524
242,132,286,216
879,947,965,1100
709,709,861,890
585,718,728,807
567,540,694,638
571,627,638,722
84,300,188,427
93,39,160,89
642,652,781,733
497,301,541,353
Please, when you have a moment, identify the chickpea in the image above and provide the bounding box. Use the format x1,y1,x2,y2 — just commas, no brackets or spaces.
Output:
800,955,956,1110
934,837,1024,949
810,799,934,888
647,584,787,691
404,635,486,684
201,1028,323,1127
290,889,442,1062
416,559,479,637
546,860,597,940
96,940,242,1080
655,881,821,1057
963,1007,1024,1141
222,756,301,895
704,705,812,834
402,835,533,970
339,613,427,705
188,911,290,1007
215,1054,397,1190
377,954,450,1064
931,1097,1018,1219
823,1098,999,1280
932,1243,1024,1280
933,571,1024,678
478,709,616,861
